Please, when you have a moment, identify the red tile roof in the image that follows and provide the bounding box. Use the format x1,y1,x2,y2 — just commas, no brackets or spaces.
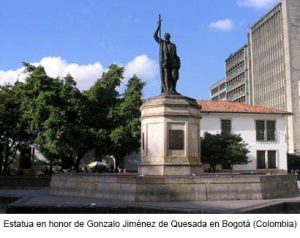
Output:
198,100,292,115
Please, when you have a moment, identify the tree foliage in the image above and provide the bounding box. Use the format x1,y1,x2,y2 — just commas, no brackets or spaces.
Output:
84,64,124,162
109,75,145,164
19,64,98,172
0,63,145,174
201,132,250,172
85,66,145,166
60,75,93,171
287,153,300,171
20,65,64,171
0,84,29,175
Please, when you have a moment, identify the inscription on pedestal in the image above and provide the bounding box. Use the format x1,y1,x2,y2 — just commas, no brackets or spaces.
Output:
169,130,184,150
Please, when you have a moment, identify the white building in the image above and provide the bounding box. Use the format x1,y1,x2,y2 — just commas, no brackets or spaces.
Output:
125,100,291,173
199,100,291,172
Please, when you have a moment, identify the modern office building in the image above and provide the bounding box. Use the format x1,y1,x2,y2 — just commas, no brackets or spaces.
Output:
210,77,226,101
248,4,285,109
225,45,250,103
210,45,250,104
248,0,300,153
210,0,300,153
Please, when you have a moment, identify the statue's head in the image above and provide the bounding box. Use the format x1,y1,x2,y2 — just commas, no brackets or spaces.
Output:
164,33,171,42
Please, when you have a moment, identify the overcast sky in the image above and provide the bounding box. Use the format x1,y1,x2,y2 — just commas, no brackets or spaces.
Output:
0,0,279,99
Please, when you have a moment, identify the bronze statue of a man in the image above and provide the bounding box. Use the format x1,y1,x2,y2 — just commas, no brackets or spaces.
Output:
154,17,181,95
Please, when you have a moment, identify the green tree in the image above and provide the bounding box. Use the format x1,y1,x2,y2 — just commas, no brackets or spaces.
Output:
21,64,94,172
20,64,64,172
17,63,144,172
85,66,145,167
109,75,145,165
59,74,93,171
84,64,124,160
0,84,29,175
201,132,250,172
287,153,300,171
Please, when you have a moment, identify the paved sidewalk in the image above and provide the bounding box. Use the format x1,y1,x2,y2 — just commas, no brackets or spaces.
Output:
1,187,300,213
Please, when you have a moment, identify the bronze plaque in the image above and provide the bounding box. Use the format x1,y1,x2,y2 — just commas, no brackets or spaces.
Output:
169,130,184,150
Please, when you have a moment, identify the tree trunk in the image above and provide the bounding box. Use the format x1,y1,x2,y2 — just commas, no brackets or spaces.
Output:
210,164,216,173
75,155,82,172
75,149,87,172
0,147,3,175
49,161,53,175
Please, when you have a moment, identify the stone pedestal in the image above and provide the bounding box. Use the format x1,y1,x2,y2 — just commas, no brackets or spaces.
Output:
50,174,299,202
138,94,203,176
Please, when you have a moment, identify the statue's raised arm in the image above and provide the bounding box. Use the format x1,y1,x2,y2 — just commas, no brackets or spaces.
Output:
153,20,161,44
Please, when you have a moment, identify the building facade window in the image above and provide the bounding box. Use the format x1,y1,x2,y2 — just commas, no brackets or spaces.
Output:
221,120,231,135
257,151,266,169
219,92,226,99
268,151,276,169
211,88,218,96
266,121,276,140
256,121,265,140
212,96,219,101
256,120,276,141
257,150,277,169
